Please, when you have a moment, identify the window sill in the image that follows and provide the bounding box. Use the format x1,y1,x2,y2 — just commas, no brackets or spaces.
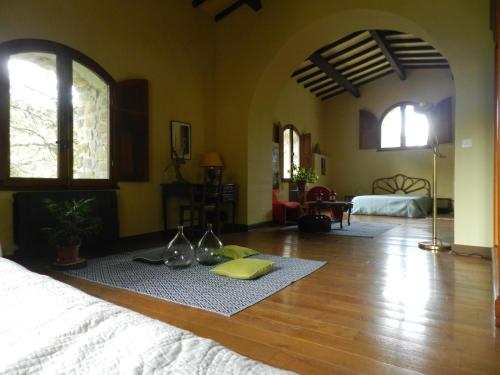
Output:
0,183,119,191
377,145,431,152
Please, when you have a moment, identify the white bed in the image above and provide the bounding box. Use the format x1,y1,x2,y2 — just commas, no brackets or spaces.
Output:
351,174,432,218
0,257,293,375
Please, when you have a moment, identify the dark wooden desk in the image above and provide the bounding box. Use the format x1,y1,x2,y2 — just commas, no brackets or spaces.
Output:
306,200,353,228
161,183,238,232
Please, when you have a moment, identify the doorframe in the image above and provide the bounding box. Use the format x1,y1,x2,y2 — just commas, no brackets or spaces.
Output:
493,0,500,327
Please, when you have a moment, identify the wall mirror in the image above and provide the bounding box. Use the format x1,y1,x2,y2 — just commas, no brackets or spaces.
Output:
170,121,191,160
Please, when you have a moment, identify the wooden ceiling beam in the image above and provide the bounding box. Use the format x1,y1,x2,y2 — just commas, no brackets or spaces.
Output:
396,52,442,58
297,45,380,83
400,58,448,64
392,45,435,52
214,0,262,22
310,80,337,93
309,52,360,98
293,37,373,78
404,64,450,69
320,89,346,101
347,65,392,84
370,30,406,80
192,0,207,7
304,75,330,89
354,70,394,87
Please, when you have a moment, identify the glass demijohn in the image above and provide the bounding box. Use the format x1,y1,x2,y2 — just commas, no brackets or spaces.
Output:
196,224,223,265
163,226,194,268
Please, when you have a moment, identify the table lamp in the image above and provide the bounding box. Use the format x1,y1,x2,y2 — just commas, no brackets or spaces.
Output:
200,151,224,183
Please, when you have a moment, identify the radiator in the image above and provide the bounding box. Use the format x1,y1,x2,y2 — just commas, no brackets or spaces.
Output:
13,190,119,259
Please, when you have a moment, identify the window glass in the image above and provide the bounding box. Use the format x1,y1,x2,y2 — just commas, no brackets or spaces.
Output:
72,61,110,179
8,52,58,178
283,128,291,179
380,106,401,148
404,105,429,147
292,130,300,170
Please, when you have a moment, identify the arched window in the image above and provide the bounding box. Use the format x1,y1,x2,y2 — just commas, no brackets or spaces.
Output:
0,39,115,188
281,124,300,180
380,102,429,150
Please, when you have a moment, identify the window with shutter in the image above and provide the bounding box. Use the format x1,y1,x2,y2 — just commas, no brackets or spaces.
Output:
0,39,115,188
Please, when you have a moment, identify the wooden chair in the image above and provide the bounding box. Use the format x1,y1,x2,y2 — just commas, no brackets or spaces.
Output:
179,168,223,235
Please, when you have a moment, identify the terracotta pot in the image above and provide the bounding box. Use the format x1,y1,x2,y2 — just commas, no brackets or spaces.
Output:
56,244,80,264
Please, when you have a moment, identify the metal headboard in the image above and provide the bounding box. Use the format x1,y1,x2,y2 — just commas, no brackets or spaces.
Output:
372,174,431,196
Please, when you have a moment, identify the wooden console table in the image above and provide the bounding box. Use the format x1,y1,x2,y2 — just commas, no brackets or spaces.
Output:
306,200,353,228
161,183,238,232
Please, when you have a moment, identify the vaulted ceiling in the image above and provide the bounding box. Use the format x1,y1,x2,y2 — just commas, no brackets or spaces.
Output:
292,30,451,101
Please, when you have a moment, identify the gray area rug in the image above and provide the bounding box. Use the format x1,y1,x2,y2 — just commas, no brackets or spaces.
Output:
282,220,398,238
329,221,397,238
64,248,326,316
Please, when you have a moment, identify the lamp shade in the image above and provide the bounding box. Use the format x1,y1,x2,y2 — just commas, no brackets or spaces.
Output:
200,151,223,167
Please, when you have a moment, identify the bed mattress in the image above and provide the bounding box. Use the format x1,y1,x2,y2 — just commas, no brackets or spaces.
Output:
352,194,432,218
0,257,293,375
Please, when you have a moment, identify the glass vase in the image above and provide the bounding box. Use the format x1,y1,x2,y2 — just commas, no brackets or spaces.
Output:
196,224,223,266
163,226,194,268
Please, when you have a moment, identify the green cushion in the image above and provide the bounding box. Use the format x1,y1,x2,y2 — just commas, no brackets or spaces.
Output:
214,245,259,260
211,258,274,280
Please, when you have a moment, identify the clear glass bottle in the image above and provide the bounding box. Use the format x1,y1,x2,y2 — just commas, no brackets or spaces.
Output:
163,226,194,268
196,224,223,266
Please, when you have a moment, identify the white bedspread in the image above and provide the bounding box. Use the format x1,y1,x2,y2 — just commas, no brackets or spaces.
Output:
0,258,292,375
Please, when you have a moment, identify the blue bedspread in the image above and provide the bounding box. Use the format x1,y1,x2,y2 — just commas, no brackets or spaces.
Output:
352,194,431,218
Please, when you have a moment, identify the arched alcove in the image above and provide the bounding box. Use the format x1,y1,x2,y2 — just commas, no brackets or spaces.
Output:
224,7,491,248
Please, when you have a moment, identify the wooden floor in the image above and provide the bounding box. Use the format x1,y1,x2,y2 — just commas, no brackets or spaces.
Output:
54,216,500,375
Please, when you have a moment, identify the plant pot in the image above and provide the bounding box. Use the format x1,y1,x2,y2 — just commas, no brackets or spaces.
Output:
56,244,80,265
296,181,307,191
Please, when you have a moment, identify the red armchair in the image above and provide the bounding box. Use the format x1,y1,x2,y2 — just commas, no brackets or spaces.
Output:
272,190,301,225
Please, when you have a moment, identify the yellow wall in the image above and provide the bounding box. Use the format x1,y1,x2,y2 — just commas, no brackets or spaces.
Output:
322,69,455,200
0,1,494,253
273,79,327,202
215,0,494,247
0,0,215,255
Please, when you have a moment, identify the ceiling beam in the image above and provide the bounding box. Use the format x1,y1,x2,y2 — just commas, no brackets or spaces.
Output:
192,0,207,7
370,30,406,80
296,45,380,83
308,52,360,98
215,0,262,22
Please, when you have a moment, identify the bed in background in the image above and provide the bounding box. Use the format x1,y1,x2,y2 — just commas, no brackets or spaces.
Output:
0,257,292,375
351,174,432,218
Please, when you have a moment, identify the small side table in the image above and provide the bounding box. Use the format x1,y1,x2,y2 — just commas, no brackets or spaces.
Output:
306,201,353,228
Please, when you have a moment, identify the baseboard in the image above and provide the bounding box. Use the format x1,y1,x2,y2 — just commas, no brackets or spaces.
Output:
451,244,492,260
247,221,275,230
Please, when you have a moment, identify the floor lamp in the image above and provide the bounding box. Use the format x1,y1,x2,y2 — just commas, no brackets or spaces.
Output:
418,135,451,252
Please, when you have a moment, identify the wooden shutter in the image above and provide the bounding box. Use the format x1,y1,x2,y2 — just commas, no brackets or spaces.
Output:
359,110,379,149
429,97,453,144
300,133,312,169
114,79,149,181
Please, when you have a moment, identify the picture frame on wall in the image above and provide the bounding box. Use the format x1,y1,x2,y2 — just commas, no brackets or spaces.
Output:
170,121,191,160
272,142,280,189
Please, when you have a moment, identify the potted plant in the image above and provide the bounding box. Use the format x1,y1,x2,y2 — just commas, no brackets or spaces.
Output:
42,198,102,266
290,165,319,191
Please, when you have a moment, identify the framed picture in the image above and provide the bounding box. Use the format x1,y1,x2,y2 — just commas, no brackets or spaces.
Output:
170,121,191,160
321,157,326,176
272,142,280,189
